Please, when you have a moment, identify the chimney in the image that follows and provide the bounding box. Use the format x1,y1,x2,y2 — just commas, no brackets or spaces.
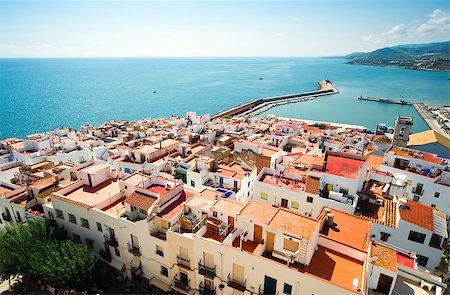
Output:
326,213,334,227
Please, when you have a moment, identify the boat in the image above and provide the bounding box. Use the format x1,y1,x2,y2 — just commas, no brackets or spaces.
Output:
259,77,263,80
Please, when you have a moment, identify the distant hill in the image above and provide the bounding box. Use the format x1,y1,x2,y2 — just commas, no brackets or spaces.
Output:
345,41,450,72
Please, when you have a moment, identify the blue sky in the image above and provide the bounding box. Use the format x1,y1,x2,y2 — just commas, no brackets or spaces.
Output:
0,0,449,57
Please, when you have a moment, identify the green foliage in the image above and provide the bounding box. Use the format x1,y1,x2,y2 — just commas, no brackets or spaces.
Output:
0,221,95,290
221,115,233,119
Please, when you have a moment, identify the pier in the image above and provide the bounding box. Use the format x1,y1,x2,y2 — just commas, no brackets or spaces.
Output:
413,103,450,137
357,96,415,105
211,80,339,119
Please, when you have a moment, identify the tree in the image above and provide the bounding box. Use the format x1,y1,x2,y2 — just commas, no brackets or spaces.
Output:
29,240,95,290
0,220,95,290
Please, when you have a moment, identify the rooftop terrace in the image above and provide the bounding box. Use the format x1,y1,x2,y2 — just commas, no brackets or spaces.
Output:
324,154,365,180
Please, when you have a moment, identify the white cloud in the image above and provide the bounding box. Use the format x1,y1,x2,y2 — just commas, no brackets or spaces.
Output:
416,9,450,34
362,9,449,46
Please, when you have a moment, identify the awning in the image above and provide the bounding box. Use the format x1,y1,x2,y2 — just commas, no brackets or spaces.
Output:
110,258,125,272
150,277,171,292
130,256,141,268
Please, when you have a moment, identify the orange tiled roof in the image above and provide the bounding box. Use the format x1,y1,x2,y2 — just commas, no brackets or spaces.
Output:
305,176,320,194
370,242,397,272
125,191,157,210
399,200,434,231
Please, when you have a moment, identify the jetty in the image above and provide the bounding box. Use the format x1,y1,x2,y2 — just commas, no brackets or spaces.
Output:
413,103,450,137
357,96,415,105
211,80,339,119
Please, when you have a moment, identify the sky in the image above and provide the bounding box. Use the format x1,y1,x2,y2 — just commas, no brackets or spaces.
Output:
0,0,449,57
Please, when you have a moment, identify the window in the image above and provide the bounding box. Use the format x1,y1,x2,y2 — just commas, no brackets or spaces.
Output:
124,185,128,190
68,213,77,224
408,231,426,244
190,180,195,187
96,222,102,232
307,196,313,203
431,204,436,208
261,192,268,200
114,247,120,257
414,183,423,195
56,209,64,219
429,233,443,250
434,192,440,198
380,232,390,242
416,254,429,267
85,238,94,249
160,266,168,277
80,218,90,229
213,211,217,218
131,206,136,212
139,208,147,215
156,245,164,257
283,283,292,295
48,211,55,220
291,201,299,209
413,195,420,202
73,233,81,244
339,188,349,195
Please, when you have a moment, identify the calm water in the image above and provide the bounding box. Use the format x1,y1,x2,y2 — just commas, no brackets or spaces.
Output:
0,58,449,139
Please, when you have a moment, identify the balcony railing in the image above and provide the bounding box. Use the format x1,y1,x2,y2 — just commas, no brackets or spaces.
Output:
198,260,216,278
412,187,424,196
100,249,112,262
127,242,141,256
150,231,167,241
177,256,191,269
2,213,12,222
199,281,216,295
227,273,246,292
173,274,190,291
104,233,119,247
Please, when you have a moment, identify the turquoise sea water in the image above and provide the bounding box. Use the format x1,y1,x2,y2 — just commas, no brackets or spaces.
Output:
0,57,448,139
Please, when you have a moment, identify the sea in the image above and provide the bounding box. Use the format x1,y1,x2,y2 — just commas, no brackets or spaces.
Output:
0,57,449,139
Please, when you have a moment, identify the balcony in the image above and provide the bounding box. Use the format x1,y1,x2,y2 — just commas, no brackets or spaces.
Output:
127,242,141,256
104,234,119,247
100,249,112,262
177,256,191,269
2,213,12,222
199,281,216,295
198,260,216,278
150,231,167,241
173,275,190,291
227,273,246,292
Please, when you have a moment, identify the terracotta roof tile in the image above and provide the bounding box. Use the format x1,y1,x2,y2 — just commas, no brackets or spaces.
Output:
399,200,434,231
370,242,397,272
125,191,157,210
305,176,320,194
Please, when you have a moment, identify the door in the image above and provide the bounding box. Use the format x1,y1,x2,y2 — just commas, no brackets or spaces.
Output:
254,224,263,244
180,272,189,284
219,177,224,187
204,279,213,291
263,275,277,295
233,263,244,282
234,180,238,191
376,274,393,294
131,234,139,246
228,216,235,229
266,232,275,252
87,173,93,187
281,198,288,208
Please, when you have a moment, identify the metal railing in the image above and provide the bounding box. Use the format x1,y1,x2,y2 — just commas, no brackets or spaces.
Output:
198,260,216,278
177,255,190,268
227,273,246,291
173,274,190,291
127,242,141,256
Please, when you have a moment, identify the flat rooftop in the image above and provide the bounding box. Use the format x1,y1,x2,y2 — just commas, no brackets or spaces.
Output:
259,173,305,192
325,154,365,179
212,198,245,215
307,246,364,294
388,146,444,165
319,208,371,252
0,184,14,195
268,209,318,240
122,173,150,186
62,178,120,207
239,200,278,225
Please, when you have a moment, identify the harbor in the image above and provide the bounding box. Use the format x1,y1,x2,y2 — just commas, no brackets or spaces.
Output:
357,96,416,105
211,80,339,119
357,95,449,138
